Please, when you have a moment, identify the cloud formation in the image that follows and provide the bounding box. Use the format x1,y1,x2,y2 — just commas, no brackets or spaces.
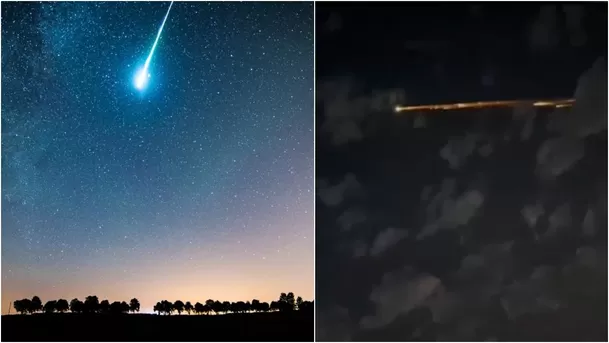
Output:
418,188,485,240
317,173,363,207
528,5,560,52
360,268,442,330
547,57,607,138
536,137,585,180
316,305,353,341
439,134,479,170
563,5,587,47
318,79,406,146
581,208,595,237
369,227,409,257
521,202,545,229
337,207,367,232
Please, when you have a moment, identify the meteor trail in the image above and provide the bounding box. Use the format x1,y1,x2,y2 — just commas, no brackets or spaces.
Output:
394,99,575,113
134,1,174,91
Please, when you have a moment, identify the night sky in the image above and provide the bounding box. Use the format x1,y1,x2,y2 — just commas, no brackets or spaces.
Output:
1,1,313,314
317,3,607,103
316,3,606,341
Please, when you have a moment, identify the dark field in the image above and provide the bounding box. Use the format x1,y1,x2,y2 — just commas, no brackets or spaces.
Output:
1,311,313,342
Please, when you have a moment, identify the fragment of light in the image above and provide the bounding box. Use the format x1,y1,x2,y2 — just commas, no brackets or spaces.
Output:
133,1,173,91
143,1,173,72
394,99,575,113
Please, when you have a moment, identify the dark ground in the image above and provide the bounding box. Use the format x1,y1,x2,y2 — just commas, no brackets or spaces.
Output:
1,311,313,342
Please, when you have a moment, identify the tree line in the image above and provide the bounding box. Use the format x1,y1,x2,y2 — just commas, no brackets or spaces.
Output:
12,292,312,315
153,292,312,315
13,296,140,315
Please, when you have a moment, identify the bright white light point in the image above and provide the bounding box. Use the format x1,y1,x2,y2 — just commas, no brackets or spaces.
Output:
134,67,151,90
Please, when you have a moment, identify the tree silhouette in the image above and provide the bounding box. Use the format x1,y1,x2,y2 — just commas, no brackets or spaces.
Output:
277,292,296,311
84,296,99,314
129,298,140,313
161,300,173,315
70,298,84,313
120,301,130,314
43,300,57,314
211,300,222,315
278,293,288,310
194,302,204,315
260,302,270,312
299,300,313,312
270,301,280,312
251,299,261,312
154,302,162,315
221,301,230,314
173,300,185,315
13,293,315,318
99,300,111,314
205,299,215,314
230,301,248,313
31,296,43,313
239,301,248,313
184,301,193,315
285,292,296,311
56,299,69,313
110,301,123,314
13,299,31,315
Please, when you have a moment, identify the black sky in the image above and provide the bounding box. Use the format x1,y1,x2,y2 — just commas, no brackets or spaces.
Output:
317,2,607,103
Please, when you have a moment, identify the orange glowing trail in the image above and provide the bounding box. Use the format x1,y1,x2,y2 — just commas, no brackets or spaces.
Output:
394,99,575,113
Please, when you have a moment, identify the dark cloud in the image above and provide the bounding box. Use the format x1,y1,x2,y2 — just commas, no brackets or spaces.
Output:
521,202,545,229
324,12,342,33
547,57,608,138
563,5,587,47
317,173,363,207
360,268,442,330
417,188,485,240
369,227,409,257
336,207,367,232
439,134,480,170
528,5,560,52
317,79,406,146
581,208,595,237
536,137,585,180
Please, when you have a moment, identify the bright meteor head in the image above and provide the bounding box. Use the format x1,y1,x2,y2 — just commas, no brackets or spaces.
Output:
132,2,173,93
134,67,150,91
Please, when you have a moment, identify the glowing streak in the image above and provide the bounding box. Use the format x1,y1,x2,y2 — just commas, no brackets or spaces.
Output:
134,1,174,90
394,99,575,113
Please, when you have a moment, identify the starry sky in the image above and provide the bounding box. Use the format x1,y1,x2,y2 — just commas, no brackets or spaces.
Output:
1,1,313,314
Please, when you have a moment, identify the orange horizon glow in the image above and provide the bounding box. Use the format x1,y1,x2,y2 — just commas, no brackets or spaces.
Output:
2,215,314,315
2,243,314,314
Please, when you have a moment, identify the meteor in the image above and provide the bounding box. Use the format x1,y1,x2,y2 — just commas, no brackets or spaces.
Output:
394,99,575,113
133,1,174,91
